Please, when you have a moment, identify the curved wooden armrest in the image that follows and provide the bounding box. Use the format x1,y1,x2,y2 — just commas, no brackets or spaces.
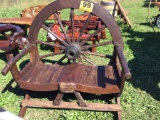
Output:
1,44,34,76
115,45,131,79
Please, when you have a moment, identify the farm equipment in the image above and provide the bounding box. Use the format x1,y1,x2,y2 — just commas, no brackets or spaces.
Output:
1,0,131,120
0,24,28,58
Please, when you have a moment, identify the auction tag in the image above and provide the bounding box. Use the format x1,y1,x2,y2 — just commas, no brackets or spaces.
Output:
79,1,94,13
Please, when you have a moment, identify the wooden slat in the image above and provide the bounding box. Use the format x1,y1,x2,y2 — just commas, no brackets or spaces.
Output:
85,65,97,86
46,64,63,83
18,63,120,93
20,63,39,82
0,17,33,25
56,63,81,83
21,100,121,112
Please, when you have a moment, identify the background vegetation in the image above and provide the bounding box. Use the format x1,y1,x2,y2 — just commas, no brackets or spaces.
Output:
0,0,160,120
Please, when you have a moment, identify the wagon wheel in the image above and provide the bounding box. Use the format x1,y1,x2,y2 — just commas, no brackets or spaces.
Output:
28,0,123,66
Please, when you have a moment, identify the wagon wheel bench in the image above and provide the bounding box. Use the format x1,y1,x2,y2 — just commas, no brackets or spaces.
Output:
1,0,131,120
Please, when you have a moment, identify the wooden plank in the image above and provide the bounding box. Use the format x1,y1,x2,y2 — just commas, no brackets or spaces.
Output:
47,64,63,83
0,18,33,25
31,65,50,84
86,65,97,86
56,63,81,83
20,63,39,82
21,100,121,111
115,0,132,27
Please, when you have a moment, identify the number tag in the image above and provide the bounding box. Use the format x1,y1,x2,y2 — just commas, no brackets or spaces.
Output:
79,1,94,12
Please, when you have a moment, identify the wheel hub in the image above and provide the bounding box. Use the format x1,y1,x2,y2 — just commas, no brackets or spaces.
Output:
65,43,81,60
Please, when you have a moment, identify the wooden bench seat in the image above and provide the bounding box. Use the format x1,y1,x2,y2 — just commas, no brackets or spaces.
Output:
19,62,120,94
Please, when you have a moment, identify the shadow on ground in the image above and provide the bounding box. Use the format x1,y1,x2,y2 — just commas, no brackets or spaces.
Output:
122,27,160,101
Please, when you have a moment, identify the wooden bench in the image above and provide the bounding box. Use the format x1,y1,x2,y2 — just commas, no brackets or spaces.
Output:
1,0,131,120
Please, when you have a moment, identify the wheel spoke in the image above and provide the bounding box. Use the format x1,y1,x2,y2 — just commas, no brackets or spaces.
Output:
77,13,91,43
70,8,75,42
36,40,65,49
54,12,71,43
80,53,97,66
77,56,82,63
80,25,106,46
81,51,112,59
39,51,63,59
81,40,113,50
41,24,68,46
57,55,66,64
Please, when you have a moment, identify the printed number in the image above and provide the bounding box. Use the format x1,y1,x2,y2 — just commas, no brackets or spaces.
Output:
83,2,91,8
79,1,94,12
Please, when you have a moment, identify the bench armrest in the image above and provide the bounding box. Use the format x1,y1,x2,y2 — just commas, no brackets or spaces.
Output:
115,45,131,79
1,44,34,75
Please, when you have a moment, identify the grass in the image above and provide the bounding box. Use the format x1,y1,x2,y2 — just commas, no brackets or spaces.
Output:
0,0,160,120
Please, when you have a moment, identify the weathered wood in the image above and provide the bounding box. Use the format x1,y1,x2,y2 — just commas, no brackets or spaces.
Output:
39,51,63,59
0,18,33,26
17,63,120,94
81,40,113,50
80,25,105,46
59,82,76,93
54,13,71,43
6,53,21,83
80,54,97,66
53,92,64,106
19,93,30,117
116,45,131,79
71,8,75,42
41,24,68,46
74,92,87,107
115,0,132,27
1,44,34,75
21,100,121,111
81,51,112,59
36,40,65,49
77,13,91,42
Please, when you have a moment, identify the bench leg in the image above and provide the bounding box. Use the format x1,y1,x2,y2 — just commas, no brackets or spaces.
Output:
19,93,30,118
116,96,121,120
74,92,87,107
53,92,64,106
